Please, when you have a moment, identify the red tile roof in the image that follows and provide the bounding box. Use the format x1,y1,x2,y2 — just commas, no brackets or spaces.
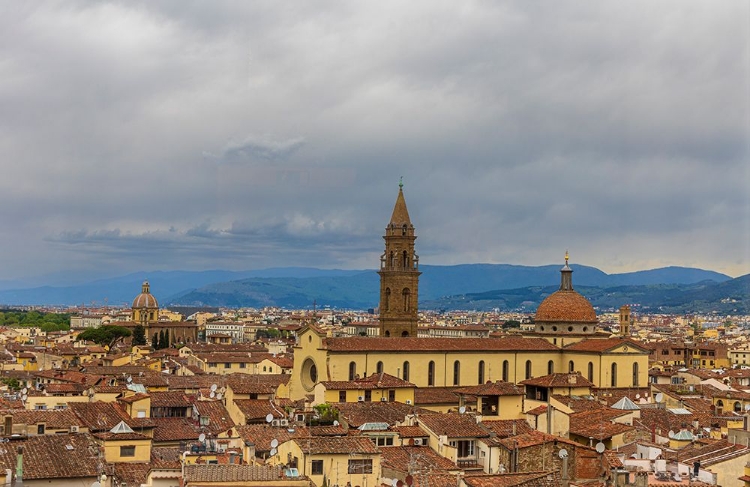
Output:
0,433,99,480
418,413,489,438
321,372,415,390
520,372,594,389
293,435,379,454
323,336,559,352
563,337,649,353
455,381,525,397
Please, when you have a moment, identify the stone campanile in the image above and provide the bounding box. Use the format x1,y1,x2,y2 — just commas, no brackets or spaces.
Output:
379,181,421,337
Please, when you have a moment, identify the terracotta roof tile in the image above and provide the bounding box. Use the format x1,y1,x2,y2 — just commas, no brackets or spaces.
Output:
292,435,379,454
335,401,434,427
563,337,649,353
455,381,525,396
463,471,560,487
520,372,594,389
380,445,456,471
0,433,99,480
418,413,488,438
321,372,415,390
226,374,289,395
324,336,559,352
233,399,286,421
184,464,289,482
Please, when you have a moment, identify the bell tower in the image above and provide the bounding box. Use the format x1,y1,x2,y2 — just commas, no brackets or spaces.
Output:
378,180,420,337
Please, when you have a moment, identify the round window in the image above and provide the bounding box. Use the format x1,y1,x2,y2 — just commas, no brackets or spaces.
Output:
552,326,558,332
301,357,318,391
568,326,573,332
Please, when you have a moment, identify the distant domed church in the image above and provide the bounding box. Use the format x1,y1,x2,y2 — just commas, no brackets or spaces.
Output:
526,252,607,346
132,280,159,324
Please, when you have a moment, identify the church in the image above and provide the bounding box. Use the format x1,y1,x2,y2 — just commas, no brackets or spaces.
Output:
288,184,649,401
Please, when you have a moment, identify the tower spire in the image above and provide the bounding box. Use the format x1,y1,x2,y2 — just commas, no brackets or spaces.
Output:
560,251,574,291
389,180,412,227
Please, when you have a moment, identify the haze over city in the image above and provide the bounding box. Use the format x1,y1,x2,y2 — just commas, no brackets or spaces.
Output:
1,1,748,284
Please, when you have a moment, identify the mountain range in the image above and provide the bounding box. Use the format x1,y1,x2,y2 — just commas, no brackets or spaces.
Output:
0,264,742,314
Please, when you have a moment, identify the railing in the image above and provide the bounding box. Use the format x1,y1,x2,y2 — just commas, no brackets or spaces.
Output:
457,457,483,468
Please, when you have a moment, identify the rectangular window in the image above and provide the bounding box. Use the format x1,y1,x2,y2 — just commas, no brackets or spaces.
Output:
239,363,246,369
348,459,373,474
37,424,45,435
388,390,396,402
120,446,136,457
339,391,347,402
364,390,372,402
224,363,231,369
311,460,323,475
209,363,217,368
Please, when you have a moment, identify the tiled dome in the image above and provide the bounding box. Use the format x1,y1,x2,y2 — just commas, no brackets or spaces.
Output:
132,280,158,309
535,290,597,323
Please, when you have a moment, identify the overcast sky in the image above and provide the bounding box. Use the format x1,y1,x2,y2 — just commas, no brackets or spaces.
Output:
1,1,748,283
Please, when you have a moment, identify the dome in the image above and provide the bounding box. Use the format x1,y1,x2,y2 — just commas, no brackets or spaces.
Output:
535,290,597,323
132,280,158,309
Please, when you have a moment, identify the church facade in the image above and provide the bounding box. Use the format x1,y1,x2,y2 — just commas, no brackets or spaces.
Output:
288,185,649,401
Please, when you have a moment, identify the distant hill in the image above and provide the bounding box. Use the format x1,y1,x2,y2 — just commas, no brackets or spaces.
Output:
0,264,732,309
422,274,749,314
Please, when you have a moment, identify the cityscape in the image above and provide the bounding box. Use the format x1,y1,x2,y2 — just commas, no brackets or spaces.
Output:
0,3,748,487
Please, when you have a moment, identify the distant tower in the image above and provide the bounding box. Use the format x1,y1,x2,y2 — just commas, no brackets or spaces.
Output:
619,305,631,336
378,180,420,337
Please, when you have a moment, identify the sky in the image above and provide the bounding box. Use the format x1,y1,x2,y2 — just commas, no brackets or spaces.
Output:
1,1,748,285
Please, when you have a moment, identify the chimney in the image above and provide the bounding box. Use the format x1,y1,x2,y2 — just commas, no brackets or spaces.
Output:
15,446,22,484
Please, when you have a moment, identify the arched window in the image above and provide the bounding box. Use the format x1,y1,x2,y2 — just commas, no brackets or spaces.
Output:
525,360,532,380
568,360,575,373
611,363,617,387
376,361,383,374
502,360,509,382
632,363,639,387
403,361,410,382
349,361,356,381
548,360,554,375
588,362,594,382
384,288,391,311
478,361,485,384
402,250,408,267
402,288,411,312
735,401,742,413
428,361,435,386
453,361,461,386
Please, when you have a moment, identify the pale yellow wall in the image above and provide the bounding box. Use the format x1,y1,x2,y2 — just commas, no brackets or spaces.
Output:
320,386,414,405
275,439,381,487
24,395,89,410
101,438,151,463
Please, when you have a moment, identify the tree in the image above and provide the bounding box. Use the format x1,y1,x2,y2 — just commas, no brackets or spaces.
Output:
132,325,147,346
159,330,166,349
151,333,158,349
77,325,132,350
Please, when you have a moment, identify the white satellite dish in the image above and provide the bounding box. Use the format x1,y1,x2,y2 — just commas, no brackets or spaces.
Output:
745,404,750,412
392,479,399,487
22,388,28,394
459,406,466,414
216,393,223,400
596,442,606,454
210,384,218,392
635,394,640,399
21,395,27,401
668,430,675,438
266,414,274,423
210,391,216,398
558,448,568,459
269,448,277,456
198,433,206,443
271,438,279,448
91,482,101,487
655,393,664,403
333,420,340,427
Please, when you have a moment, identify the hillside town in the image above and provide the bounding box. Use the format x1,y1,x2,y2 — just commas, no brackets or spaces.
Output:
0,188,748,487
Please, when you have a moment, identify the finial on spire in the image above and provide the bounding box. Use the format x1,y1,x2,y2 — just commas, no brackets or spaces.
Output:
565,250,569,265
399,176,403,189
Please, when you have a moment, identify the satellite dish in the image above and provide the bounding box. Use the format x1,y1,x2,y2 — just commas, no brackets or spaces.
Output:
655,393,664,403
405,475,414,487
392,480,398,487
596,442,606,454
333,420,340,427
216,393,223,400
22,388,28,394
91,482,101,487
269,448,277,456
266,414,274,423
459,406,466,414
558,448,568,459
210,384,218,392
635,394,640,399
21,395,27,401
209,391,216,398
198,433,206,443
745,404,750,412
668,430,675,438
271,439,279,448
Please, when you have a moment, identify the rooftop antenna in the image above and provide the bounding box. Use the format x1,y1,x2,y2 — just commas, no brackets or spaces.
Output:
399,176,403,189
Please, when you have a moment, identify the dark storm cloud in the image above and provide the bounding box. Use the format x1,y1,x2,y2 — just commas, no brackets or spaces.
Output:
0,1,747,280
